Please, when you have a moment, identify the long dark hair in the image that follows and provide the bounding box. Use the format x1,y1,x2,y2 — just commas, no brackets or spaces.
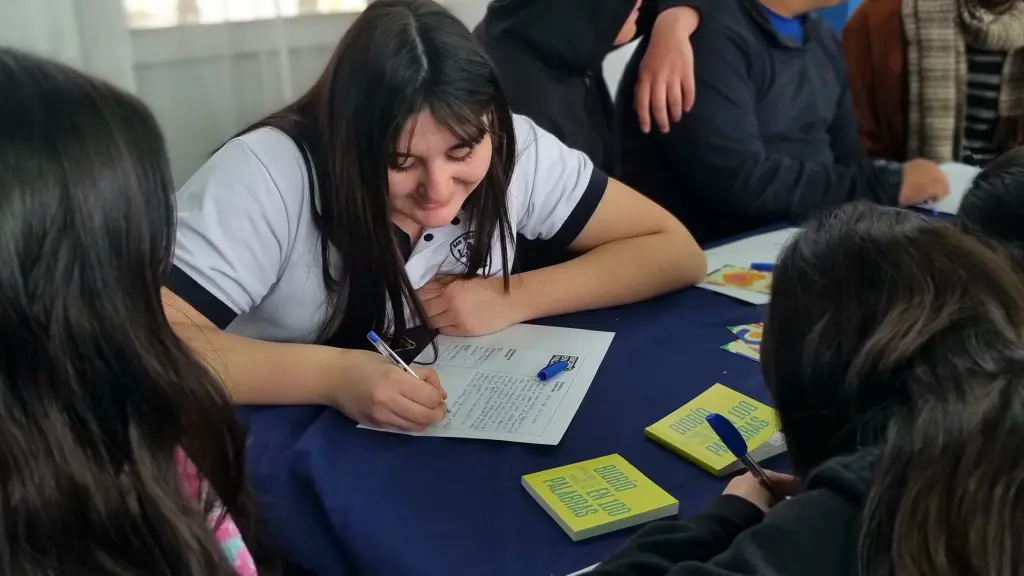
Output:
763,203,1024,575
242,0,516,350
0,49,259,574
959,146,1024,271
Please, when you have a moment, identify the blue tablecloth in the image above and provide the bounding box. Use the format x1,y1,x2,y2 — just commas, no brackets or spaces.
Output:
242,283,784,576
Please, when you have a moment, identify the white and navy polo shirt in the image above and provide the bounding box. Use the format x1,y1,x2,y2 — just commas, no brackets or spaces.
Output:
168,114,608,344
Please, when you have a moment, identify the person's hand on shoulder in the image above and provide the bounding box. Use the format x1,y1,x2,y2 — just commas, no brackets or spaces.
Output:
722,470,801,512
330,351,448,431
417,275,522,337
899,158,951,207
635,6,700,134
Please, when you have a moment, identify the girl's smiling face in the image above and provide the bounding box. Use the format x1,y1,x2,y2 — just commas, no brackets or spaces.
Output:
387,109,493,233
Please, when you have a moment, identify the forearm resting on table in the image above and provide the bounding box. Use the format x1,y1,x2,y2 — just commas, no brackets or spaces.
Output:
163,289,341,405
508,223,706,321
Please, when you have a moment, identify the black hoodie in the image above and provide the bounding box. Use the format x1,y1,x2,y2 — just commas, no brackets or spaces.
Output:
588,449,879,576
474,0,698,178
475,0,701,271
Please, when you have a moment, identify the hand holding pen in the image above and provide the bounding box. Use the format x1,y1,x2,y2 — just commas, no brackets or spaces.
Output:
706,413,799,511
328,331,447,432
722,470,800,512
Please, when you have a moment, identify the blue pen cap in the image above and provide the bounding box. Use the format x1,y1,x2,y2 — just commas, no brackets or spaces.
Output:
538,360,570,381
706,413,750,458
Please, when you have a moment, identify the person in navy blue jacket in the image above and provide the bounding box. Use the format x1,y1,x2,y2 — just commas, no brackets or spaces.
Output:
616,0,952,243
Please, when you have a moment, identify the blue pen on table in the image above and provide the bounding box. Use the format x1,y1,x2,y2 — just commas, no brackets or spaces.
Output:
750,262,774,272
538,360,569,381
367,331,448,411
705,413,778,500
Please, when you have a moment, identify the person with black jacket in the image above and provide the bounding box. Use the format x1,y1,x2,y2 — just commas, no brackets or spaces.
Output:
615,0,952,243
474,0,704,178
592,203,1024,576
476,0,706,270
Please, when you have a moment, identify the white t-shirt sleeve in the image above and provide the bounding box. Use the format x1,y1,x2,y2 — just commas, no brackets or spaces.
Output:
168,133,301,328
509,115,609,245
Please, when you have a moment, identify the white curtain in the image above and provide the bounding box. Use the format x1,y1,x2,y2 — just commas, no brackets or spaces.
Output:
137,0,489,184
0,0,514,184
0,0,137,91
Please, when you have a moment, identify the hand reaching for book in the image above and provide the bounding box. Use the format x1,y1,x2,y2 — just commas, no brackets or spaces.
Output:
723,470,801,512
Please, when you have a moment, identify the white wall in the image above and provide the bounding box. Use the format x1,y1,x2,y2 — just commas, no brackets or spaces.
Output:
604,41,639,102
130,1,633,185
133,15,347,185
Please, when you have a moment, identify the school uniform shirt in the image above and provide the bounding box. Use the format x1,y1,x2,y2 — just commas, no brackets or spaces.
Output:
589,448,878,576
614,0,904,243
167,115,606,345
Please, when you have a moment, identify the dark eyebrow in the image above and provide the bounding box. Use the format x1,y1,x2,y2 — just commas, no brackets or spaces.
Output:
390,130,486,158
448,132,486,152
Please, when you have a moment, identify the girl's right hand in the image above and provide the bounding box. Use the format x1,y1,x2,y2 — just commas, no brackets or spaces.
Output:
330,350,448,431
722,470,801,512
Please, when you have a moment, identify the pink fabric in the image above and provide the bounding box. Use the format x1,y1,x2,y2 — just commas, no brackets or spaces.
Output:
176,451,257,576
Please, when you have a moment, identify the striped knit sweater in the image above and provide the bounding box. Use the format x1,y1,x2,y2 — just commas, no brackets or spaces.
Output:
963,47,1007,167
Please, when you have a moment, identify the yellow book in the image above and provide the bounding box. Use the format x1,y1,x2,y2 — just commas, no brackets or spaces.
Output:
645,383,787,476
522,454,678,541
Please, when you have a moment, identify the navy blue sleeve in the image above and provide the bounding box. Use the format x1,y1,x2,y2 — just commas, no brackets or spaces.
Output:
824,32,872,167
166,265,238,330
589,487,860,576
590,496,764,575
657,23,902,223
635,0,712,40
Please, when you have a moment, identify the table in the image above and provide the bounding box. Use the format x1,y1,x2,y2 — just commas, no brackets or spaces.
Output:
242,280,783,576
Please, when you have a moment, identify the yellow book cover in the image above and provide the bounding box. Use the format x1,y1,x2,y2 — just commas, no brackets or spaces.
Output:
645,383,787,476
522,454,678,541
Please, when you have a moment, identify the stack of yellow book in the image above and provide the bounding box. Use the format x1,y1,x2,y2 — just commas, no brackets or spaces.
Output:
522,454,678,541
645,383,786,476
523,384,787,545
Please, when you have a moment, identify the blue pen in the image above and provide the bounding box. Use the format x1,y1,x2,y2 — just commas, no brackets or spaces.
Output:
705,413,778,500
538,360,569,381
367,331,419,378
368,331,449,411
750,262,774,272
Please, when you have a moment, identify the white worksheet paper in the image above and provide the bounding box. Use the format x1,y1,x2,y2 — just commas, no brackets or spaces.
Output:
358,324,615,445
698,227,801,305
924,162,981,215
